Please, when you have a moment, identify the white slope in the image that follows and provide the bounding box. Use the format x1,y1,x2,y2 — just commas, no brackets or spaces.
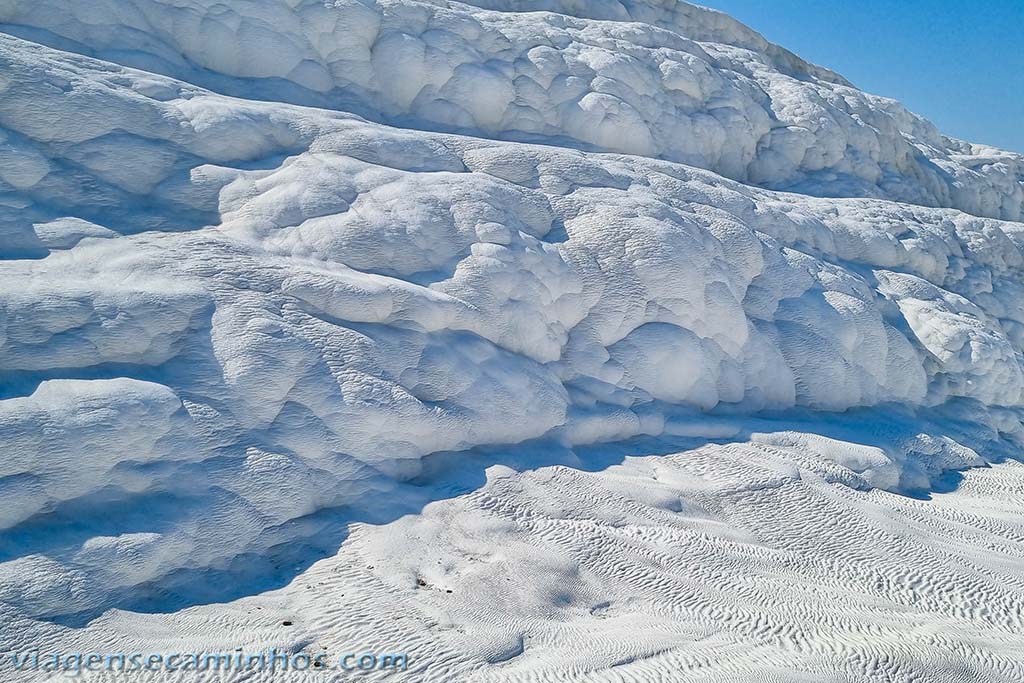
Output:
0,1,1023,680
3,0,1023,220
5,446,1024,682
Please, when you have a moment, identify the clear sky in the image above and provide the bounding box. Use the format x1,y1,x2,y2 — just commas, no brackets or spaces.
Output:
696,0,1023,152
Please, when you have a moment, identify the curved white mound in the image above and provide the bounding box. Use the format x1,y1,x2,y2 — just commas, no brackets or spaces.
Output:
0,0,1023,667
2,0,1023,221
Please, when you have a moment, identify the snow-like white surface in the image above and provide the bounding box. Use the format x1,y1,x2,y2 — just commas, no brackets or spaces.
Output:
6,445,1024,681
1,1,1024,680
4,0,1023,221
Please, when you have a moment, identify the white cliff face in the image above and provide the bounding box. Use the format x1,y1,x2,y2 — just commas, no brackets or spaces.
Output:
3,0,1022,221
1,2,1024,680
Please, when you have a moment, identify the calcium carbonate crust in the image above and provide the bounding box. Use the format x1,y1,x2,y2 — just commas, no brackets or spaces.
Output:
2,0,1023,221
1,5,1023,674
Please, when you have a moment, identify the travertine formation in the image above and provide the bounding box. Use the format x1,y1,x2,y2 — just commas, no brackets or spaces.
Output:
1,2,1023,680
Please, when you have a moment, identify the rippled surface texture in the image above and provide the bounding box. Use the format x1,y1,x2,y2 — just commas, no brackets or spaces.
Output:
1,1,1023,680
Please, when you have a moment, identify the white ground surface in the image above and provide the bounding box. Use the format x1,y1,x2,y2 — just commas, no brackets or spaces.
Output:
1,1,1024,680
7,440,1024,681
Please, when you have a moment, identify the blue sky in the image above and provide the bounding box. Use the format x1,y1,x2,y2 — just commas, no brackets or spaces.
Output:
697,0,1023,152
